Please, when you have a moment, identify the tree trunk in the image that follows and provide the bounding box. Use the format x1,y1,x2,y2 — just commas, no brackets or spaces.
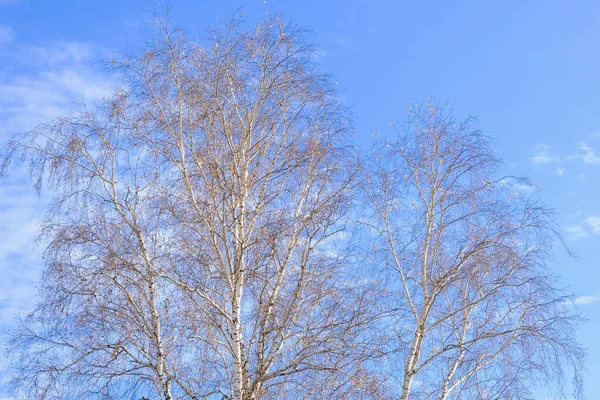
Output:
232,278,245,399
400,321,426,400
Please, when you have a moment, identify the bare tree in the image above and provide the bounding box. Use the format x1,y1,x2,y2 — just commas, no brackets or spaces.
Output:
2,12,378,400
1,8,587,400
364,100,585,400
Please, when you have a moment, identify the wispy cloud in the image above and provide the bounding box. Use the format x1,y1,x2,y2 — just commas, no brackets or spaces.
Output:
566,224,588,240
574,295,600,306
585,216,600,234
0,38,115,390
531,143,560,165
530,141,600,169
566,216,600,240
498,177,539,194
513,182,537,194
579,143,600,165
0,178,44,324
19,41,97,66
0,41,114,138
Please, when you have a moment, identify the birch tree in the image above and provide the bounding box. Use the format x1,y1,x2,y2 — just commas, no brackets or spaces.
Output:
365,100,585,400
2,13,378,400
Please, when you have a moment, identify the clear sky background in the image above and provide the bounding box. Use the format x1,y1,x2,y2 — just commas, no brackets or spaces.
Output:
0,1,599,398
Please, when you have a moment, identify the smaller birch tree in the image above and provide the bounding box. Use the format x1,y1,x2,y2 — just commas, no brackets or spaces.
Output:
365,100,585,400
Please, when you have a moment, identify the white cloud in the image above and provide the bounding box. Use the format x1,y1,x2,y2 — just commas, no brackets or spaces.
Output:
566,225,588,240
0,41,114,138
20,41,96,66
498,177,539,194
0,24,14,44
513,182,536,194
0,39,115,390
566,215,600,240
579,143,600,164
585,216,600,234
0,177,44,323
574,295,600,305
530,140,600,169
531,143,560,165
0,40,114,263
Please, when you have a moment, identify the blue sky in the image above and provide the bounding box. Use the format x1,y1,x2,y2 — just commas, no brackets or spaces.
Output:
1,0,599,398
